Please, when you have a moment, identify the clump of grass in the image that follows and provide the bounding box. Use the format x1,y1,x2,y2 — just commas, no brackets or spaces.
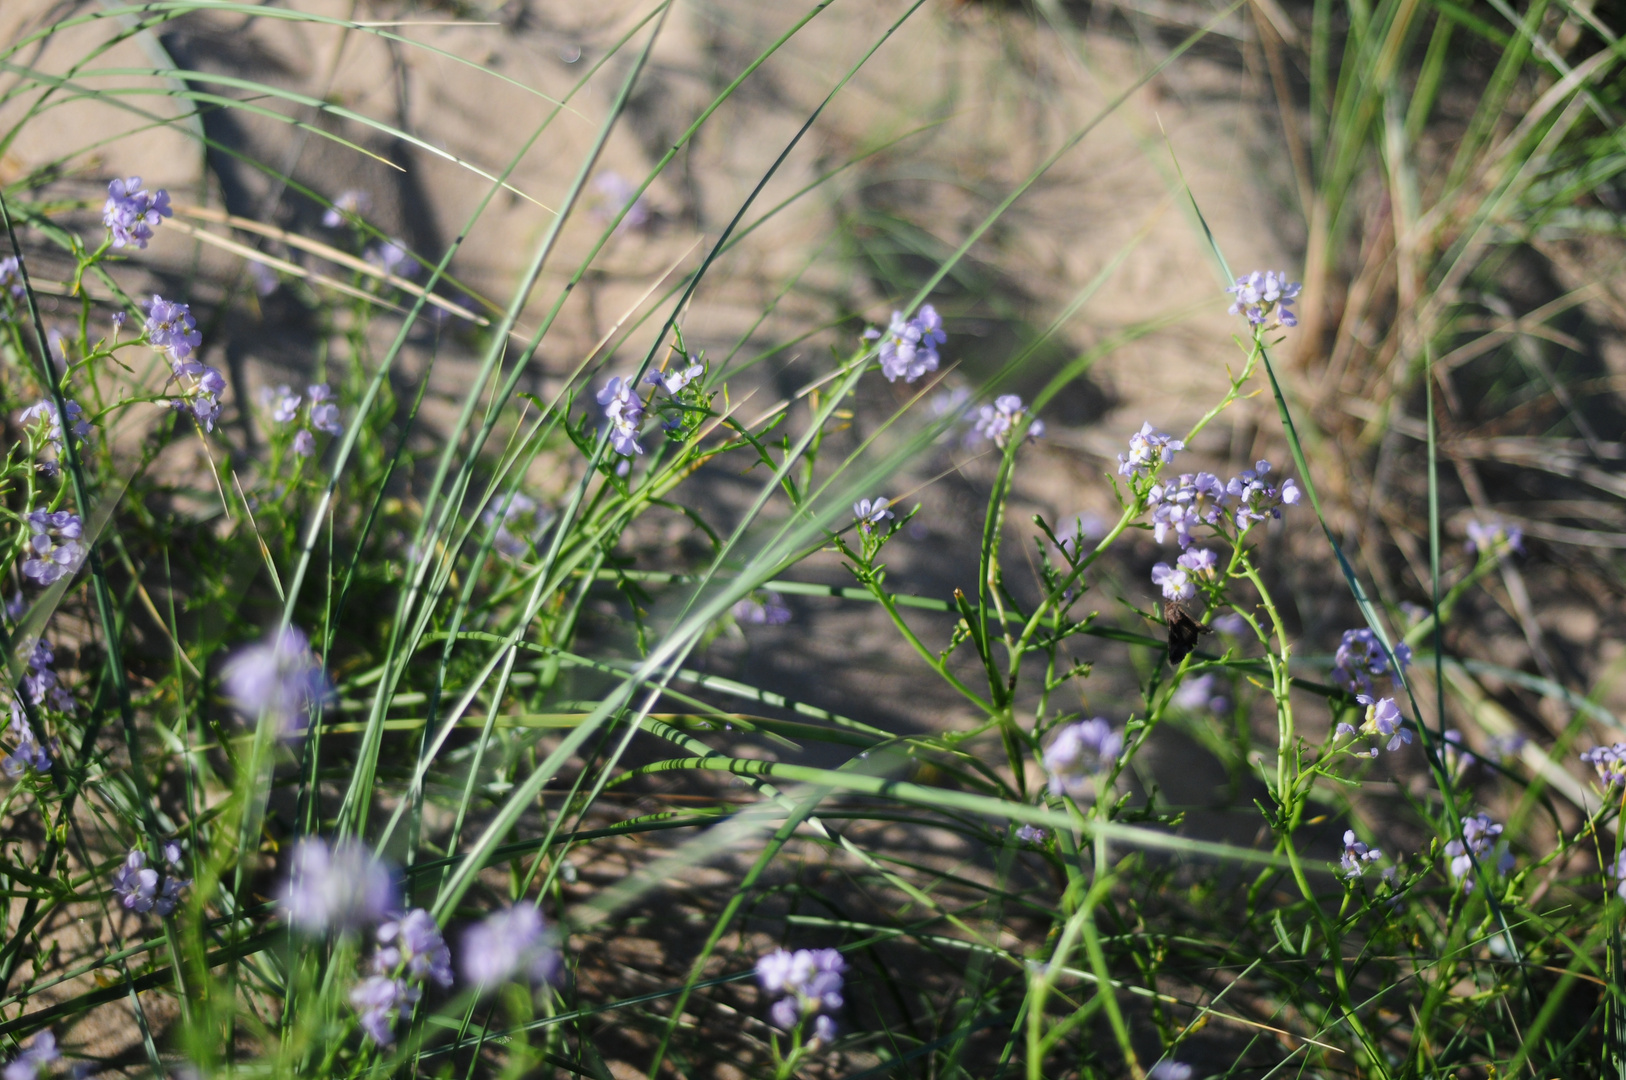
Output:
0,3,1620,1080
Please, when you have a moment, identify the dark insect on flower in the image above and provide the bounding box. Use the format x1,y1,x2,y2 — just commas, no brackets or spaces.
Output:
1162,600,1210,664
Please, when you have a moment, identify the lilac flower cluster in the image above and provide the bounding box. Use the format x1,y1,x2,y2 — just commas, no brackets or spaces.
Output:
1151,547,1219,602
0,256,24,303
1147,1063,1192,1080
853,497,893,534
1581,743,1626,788
1442,730,1474,779
1043,718,1122,800
1466,520,1524,556
353,909,454,1045
481,493,555,558
21,639,75,714
322,189,371,228
1015,824,1048,845
277,837,395,933
970,394,1044,448
1331,628,1412,697
733,591,791,626
1226,271,1300,328
756,948,845,1042
1340,830,1381,878
2,1032,56,1080
1335,695,1411,754
19,400,92,474
461,904,560,989
645,361,703,397
349,975,418,1047
1225,461,1301,528
1147,461,1299,550
1172,671,1229,715
1118,422,1185,478
1149,473,1225,547
263,383,343,457
22,509,86,586
146,296,226,430
110,844,188,916
594,172,651,231
1443,812,1513,891
596,376,645,457
2,701,52,779
365,241,415,279
864,305,944,384
102,176,172,249
224,626,329,736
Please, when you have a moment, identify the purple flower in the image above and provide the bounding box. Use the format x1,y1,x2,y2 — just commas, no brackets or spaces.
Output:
929,385,973,428
22,509,86,586
322,189,371,228
593,172,650,230
292,429,315,457
102,176,172,249
1043,718,1122,799
1150,562,1192,602
853,497,893,533
1147,1064,1192,1080
756,948,844,1039
460,904,560,988
2,702,52,779
277,838,395,933
1443,812,1512,890
365,241,415,278
1226,270,1300,328
262,385,302,424
0,256,23,301
144,295,201,360
3,1032,57,1080
481,493,555,558
20,400,91,450
19,638,74,715
309,401,342,436
1015,824,1048,844
1581,743,1626,788
1356,695,1411,752
248,260,279,297
375,909,452,988
1210,611,1248,636
732,591,791,626
1340,830,1381,878
1486,733,1526,764
349,974,417,1045
1465,520,1524,556
1442,729,1476,779
1149,473,1227,548
1172,672,1228,715
110,847,188,916
110,849,157,912
223,626,329,735
1118,422,1184,477
864,305,945,384
644,362,703,396
1610,851,1626,902
1332,629,1411,697
1225,460,1300,529
596,376,645,457
971,394,1044,448
1177,546,1219,583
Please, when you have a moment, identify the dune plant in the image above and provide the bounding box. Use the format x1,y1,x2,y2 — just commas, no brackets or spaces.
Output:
0,2,1621,1079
